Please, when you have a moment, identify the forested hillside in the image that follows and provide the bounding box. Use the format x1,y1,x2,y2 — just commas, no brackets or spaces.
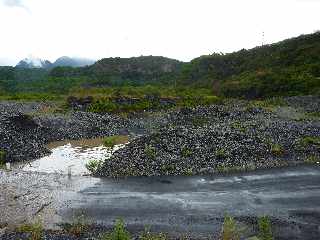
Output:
181,32,320,98
0,32,319,98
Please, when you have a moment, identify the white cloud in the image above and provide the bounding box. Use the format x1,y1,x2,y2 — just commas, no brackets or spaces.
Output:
1,0,30,13
0,0,320,66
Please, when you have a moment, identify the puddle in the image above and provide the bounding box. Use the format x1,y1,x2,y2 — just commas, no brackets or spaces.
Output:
21,137,127,175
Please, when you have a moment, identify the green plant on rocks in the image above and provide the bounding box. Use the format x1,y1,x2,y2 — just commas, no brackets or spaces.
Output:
230,121,246,133
63,214,89,237
140,227,167,240
221,215,240,240
101,219,130,240
299,136,320,148
103,135,129,148
305,155,320,164
270,144,284,157
85,159,103,174
0,149,6,166
258,216,273,240
144,144,156,159
216,148,229,159
181,147,192,157
17,220,44,240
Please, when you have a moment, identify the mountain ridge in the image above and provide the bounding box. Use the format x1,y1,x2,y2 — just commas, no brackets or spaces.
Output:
15,56,95,69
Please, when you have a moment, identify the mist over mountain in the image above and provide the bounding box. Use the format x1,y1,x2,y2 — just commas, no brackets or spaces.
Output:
15,57,52,69
15,56,95,69
52,56,95,68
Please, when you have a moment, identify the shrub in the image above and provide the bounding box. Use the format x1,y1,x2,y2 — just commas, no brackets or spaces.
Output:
144,144,156,159
181,147,192,157
216,148,229,159
101,219,130,240
17,220,44,240
103,135,129,148
221,215,240,240
258,216,273,240
299,136,320,148
85,159,103,174
0,150,5,166
270,144,284,156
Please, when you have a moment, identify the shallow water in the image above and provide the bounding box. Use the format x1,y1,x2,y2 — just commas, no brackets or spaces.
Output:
21,137,127,175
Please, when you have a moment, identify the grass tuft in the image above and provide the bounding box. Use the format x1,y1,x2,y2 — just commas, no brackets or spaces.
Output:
17,220,44,240
103,135,129,148
100,219,130,240
258,216,273,240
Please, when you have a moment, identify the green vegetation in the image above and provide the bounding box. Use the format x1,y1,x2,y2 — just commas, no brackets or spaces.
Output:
221,215,240,240
0,149,5,166
299,136,320,148
144,144,156,159
270,144,285,157
85,159,103,174
216,148,229,159
103,135,129,148
17,220,44,240
101,219,130,240
63,214,89,237
230,121,246,133
2,33,319,101
181,32,320,98
246,97,286,112
305,155,320,164
258,216,273,240
181,147,192,157
140,228,167,240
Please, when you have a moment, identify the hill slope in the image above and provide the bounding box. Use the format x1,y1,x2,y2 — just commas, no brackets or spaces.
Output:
1,32,320,98
180,32,320,98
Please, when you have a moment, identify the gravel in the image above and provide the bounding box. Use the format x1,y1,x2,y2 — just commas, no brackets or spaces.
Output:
0,97,319,175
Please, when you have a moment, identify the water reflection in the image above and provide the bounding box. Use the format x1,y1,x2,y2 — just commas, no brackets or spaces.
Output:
22,138,127,175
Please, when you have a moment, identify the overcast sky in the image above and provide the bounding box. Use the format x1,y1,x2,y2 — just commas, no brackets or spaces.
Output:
0,0,319,66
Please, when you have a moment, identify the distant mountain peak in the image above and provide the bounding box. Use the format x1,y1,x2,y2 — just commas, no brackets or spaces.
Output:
15,56,96,69
53,56,95,67
16,57,52,69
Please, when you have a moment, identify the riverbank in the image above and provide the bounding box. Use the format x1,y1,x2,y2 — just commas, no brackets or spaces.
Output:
0,96,319,176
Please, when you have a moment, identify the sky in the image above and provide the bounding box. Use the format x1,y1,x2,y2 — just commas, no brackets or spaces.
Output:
0,0,319,66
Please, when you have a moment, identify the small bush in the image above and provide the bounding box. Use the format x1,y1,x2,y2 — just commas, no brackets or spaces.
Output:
181,147,192,157
216,148,229,159
299,136,320,148
270,144,284,156
101,219,130,240
0,150,6,166
144,144,156,159
85,159,103,174
103,135,129,148
221,215,240,240
17,220,44,240
258,216,273,240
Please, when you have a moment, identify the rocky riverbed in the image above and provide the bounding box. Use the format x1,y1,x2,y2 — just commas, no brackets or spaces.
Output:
97,96,320,177
0,96,320,176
